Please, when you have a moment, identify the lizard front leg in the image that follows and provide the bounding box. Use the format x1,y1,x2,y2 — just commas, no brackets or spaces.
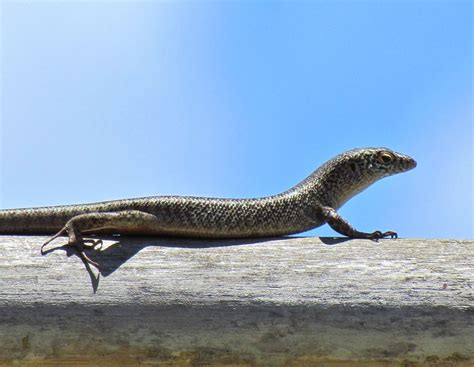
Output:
319,206,397,240
41,210,160,268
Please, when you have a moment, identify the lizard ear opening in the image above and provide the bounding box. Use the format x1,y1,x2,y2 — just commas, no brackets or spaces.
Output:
349,162,358,173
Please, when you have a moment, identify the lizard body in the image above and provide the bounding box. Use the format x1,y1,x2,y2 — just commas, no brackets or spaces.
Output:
0,147,416,267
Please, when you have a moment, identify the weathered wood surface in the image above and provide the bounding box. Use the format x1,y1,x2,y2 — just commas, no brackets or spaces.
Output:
0,235,472,366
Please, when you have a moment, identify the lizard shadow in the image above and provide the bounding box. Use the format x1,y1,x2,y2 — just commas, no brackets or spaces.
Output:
44,235,351,292
92,235,351,275
93,236,290,277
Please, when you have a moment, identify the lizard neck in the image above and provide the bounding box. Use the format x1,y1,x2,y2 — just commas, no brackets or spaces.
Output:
283,156,380,210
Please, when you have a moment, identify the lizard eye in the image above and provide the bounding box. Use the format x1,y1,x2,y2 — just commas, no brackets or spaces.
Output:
377,152,394,165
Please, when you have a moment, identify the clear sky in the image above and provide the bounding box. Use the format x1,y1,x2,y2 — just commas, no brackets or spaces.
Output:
1,1,472,239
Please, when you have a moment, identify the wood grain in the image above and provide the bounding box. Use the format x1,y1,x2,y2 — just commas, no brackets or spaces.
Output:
0,235,472,366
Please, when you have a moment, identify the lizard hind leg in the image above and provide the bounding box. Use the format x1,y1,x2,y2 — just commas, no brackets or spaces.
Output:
40,210,160,269
40,218,102,269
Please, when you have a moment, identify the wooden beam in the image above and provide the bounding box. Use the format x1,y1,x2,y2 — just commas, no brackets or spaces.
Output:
0,236,472,366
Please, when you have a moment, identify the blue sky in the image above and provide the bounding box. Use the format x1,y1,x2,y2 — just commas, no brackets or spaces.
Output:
1,1,472,239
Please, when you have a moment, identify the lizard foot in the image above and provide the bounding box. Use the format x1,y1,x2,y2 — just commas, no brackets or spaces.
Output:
41,227,101,270
69,239,101,270
368,230,398,240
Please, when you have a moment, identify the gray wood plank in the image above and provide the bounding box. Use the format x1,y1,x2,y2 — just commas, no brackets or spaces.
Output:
0,235,473,366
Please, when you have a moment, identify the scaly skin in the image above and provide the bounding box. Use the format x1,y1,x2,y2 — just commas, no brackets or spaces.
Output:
0,147,416,268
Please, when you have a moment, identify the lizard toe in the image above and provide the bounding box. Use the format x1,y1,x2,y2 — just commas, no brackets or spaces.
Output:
382,231,398,239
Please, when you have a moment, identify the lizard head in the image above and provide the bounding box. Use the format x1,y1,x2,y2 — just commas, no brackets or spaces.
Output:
348,147,417,178
313,147,417,208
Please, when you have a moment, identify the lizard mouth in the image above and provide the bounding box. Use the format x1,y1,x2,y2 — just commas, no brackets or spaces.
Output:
408,158,417,169
406,157,417,170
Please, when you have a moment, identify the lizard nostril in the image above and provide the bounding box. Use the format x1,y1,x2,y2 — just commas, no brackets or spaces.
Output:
408,158,417,169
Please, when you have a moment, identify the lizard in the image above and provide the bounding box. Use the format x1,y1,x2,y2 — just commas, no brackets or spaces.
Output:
0,147,416,268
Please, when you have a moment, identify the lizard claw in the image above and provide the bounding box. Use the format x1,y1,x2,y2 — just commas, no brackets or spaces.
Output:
41,227,67,254
369,230,398,240
368,230,383,240
74,241,101,270
383,231,398,239
40,227,101,270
